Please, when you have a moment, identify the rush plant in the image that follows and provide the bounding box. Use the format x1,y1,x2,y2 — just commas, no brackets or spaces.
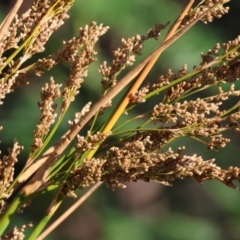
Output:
0,0,239,239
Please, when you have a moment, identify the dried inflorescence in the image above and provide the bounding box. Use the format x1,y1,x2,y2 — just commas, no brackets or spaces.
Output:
129,34,240,107
128,64,188,105
229,110,240,132
75,131,109,155
180,0,230,28
99,23,169,92
199,35,240,67
0,0,74,105
63,142,240,192
62,77,240,194
29,21,108,157
0,0,239,236
62,158,106,197
128,85,150,104
1,222,33,240
20,0,72,55
30,77,62,154
68,102,92,128
0,140,23,212
150,86,240,149
32,21,108,78
198,0,230,24
61,22,109,111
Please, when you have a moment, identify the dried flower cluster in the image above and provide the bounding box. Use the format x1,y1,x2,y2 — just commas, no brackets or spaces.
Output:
0,140,23,212
0,0,239,238
31,77,62,153
64,140,240,192
28,22,109,162
58,0,240,196
180,0,230,27
99,23,169,91
0,0,74,103
129,35,240,107
1,223,33,240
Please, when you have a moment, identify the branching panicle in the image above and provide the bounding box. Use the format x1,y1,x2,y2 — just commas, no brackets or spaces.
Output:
63,144,240,192
0,140,23,205
180,0,230,28
0,0,74,105
99,23,169,92
31,77,62,154
61,22,109,111
0,0,240,238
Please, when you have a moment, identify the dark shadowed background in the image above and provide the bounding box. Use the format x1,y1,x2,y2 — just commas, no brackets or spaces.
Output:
0,0,240,240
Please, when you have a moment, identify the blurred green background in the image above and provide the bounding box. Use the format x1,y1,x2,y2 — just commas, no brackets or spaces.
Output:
1,0,240,239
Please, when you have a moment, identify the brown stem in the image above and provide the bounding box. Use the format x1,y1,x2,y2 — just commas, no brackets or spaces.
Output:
36,182,102,240
0,0,23,43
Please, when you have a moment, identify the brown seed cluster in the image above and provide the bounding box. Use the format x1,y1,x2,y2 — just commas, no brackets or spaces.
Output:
165,39,240,102
30,77,62,154
0,0,239,236
30,22,108,157
130,34,240,107
63,158,106,197
0,140,23,212
63,141,240,192
180,0,230,28
32,21,108,78
128,85,150,104
75,132,109,155
149,86,240,150
1,222,33,240
99,23,169,92
61,22,109,111
68,102,92,129
61,29,240,193
0,0,74,104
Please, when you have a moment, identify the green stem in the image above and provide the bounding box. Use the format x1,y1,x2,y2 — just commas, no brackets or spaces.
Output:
0,192,26,236
28,197,63,240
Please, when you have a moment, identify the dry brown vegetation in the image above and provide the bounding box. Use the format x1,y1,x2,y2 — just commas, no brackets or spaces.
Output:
0,0,239,239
